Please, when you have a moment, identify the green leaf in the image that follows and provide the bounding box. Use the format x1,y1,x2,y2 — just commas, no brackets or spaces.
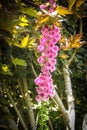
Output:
1,64,13,76
21,7,38,17
0,71,13,76
12,58,27,66
68,0,76,9
56,6,73,16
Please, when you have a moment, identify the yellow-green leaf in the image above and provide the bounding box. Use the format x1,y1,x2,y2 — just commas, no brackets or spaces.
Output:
68,0,76,9
28,38,36,49
21,7,38,17
59,54,69,59
19,22,29,27
2,64,9,72
19,15,29,27
76,0,85,10
12,58,27,66
1,64,12,76
19,15,28,23
20,34,29,48
35,16,49,30
56,6,73,16
38,16,49,24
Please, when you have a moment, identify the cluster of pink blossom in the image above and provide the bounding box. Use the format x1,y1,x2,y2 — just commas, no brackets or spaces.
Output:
35,25,61,102
40,0,56,13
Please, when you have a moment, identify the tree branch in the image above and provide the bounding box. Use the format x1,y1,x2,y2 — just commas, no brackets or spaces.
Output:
54,90,71,130
63,64,75,130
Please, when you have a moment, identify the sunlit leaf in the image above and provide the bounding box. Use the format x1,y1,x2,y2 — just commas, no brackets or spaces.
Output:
19,15,28,23
14,35,36,49
38,16,49,24
35,51,40,58
21,7,38,17
59,54,69,59
69,34,84,48
76,0,85,10
60,33,84,50
2,64,9,72
72,42,81,48
1,64,12,76
35,16,50,30
12,58,27,66
70,34,74,42
56,6,73,16
35,16,50,31
19,15,29,26
28,38,36,49
74,34,82,43
60,37,66,43
69,34,83,49
12,28,17,34
15,34,29,48
21,34,29,48
19,22,29,26
61,46,71,50
68,0,76,9
55,22,61,27
72,41,85,48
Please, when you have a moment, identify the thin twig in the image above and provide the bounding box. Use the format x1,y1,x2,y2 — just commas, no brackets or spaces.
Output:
30,63,37,78
67,49,77,67
79,19,83,33
48,118,54,130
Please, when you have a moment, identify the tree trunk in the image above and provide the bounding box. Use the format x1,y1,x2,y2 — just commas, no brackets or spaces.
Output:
63,64,75,130
23,78,36,130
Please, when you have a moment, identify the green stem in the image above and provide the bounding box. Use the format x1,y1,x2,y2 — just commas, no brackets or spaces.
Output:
30,63,37,78
79,19,83,33
67,49,77,67
48,118,54,130
41,102,44,130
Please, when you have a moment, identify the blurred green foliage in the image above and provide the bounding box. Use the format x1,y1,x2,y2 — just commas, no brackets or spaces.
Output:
0,0,87,130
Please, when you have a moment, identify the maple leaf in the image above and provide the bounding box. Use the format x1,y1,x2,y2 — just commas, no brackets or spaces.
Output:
56,6,73,16
68,0,76,9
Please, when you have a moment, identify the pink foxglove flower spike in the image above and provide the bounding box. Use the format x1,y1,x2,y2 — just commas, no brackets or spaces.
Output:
35,25,61,102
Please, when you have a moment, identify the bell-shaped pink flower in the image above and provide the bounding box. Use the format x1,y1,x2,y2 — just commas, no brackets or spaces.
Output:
35,25,61,102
